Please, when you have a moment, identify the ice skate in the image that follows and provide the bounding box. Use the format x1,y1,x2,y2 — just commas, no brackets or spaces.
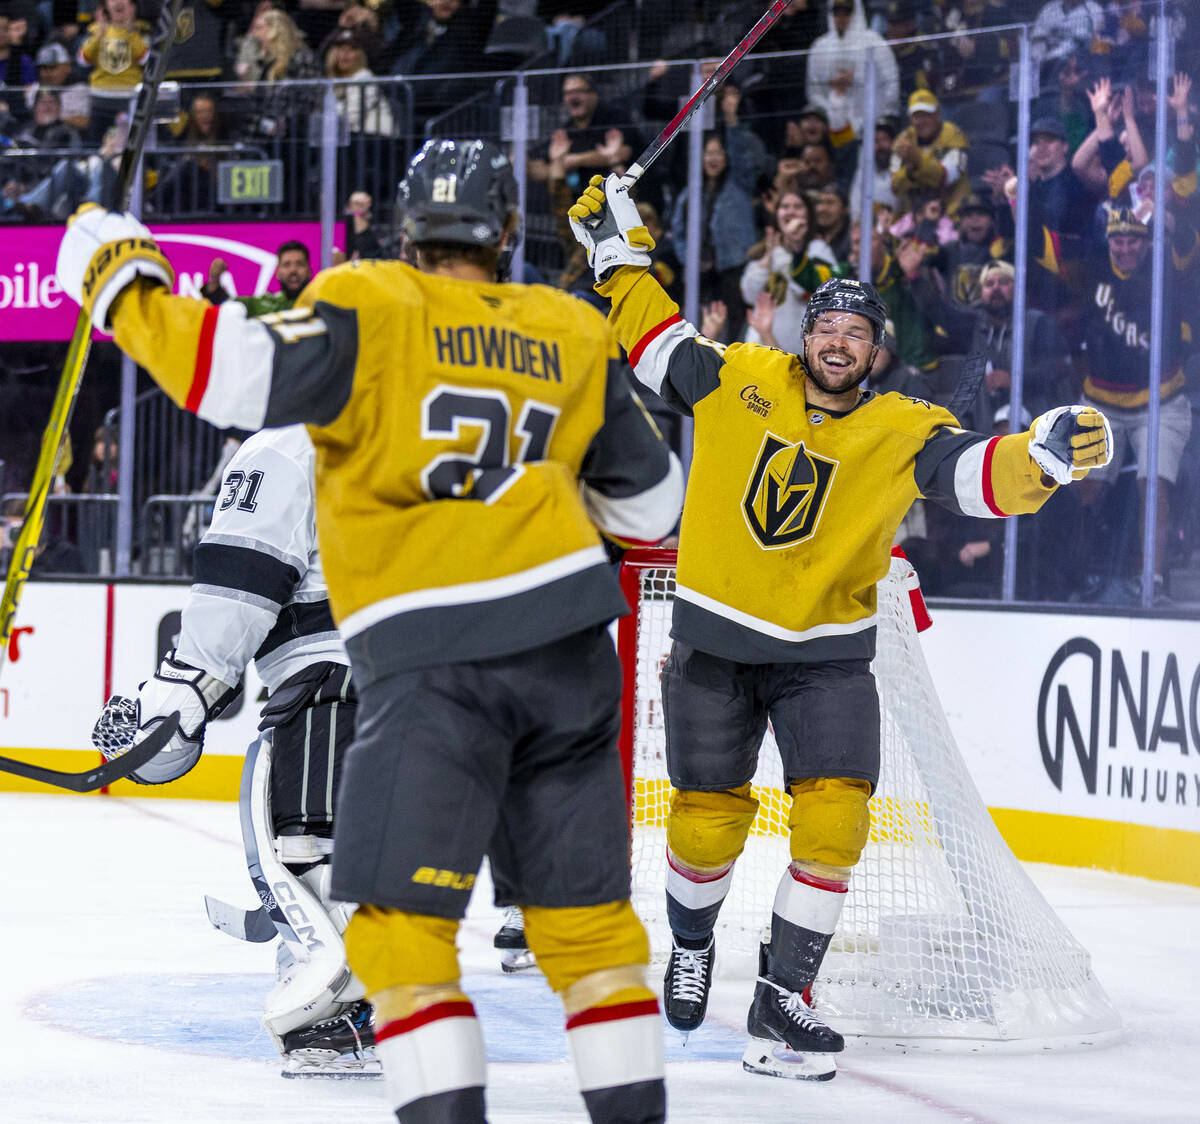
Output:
280,1000,381,1079
663,933,715,1035
742,945,841,1081
493,906,535,972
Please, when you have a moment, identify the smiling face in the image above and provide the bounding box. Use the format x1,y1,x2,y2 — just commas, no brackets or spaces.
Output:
702,136,727,179
561,77,597,124
775,192,809,244
1108,232,1149,274
803,310,876,397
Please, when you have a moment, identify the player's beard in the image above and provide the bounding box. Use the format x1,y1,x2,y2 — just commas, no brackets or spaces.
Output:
804,341,871,397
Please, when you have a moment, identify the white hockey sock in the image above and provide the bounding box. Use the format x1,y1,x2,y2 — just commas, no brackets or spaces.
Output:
375,1000,487,1120
566,997,664,1113
665,848,735,939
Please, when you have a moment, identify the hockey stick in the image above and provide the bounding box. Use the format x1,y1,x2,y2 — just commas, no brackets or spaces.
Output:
203,893,276,943
0,0,186,676
945,351,989,424
0,712,180,792
617,0,791,191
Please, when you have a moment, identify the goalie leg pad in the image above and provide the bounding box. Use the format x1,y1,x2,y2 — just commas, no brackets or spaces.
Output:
787,777,871,869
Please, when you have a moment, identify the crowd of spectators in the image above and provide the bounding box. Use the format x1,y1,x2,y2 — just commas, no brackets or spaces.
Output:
0,0,1197,603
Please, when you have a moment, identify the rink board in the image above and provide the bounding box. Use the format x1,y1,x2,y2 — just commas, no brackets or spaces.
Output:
1,581,1197,885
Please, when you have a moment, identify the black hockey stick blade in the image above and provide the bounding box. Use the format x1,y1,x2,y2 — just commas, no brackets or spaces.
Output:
945,351,989,425
0,712,181,793
204,894,276,943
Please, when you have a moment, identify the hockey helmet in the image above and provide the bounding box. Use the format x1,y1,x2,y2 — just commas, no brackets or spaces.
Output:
802,277,889,347
397,138,521,255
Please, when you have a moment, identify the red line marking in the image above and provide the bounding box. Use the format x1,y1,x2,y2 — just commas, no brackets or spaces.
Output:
565,998,659,1031
839,1063,1007,1124
186,305,220,413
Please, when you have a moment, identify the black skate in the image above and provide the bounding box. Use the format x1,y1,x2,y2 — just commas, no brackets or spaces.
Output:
663,933,715,1034
494,906,535,972
281,999,381,1079
742,945,841,1081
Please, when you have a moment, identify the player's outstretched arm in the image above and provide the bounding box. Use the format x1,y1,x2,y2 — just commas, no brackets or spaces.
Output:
1027,405,1114,485
57,208,353,433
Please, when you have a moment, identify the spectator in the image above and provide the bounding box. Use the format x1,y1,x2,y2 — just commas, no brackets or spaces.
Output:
939,0,1021,103
84,425,119,495
202,240,314,314
29,41,90,133
806,0,899,140
985,114,1094,316
797,138,838,192
11,112,126,220
848,114,899,213
890,89,969,217
668,128,762,342
1071,77,1150,203
163,0,231,84
888,189,957,252
931,191,1010,305
739,190,841,354
898,250,1071,427
236,7,319,139
1030,0,1106,69
322,4,386,72
638,200,683,305
78,0,149,139
811,182,853,261
883,0,941,98
387,0,496,121
326,28,394,136
528,73,632,196
848,220,934,372
540,2,606,68
14,87,81,149
343,190,386,260
152,92,226,213
866,323,935,400
751,0,824,149
0,12,37,95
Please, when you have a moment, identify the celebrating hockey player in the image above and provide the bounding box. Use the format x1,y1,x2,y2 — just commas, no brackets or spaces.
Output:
92,425,375,1076
57,139,683,1124
568,173,1111,1080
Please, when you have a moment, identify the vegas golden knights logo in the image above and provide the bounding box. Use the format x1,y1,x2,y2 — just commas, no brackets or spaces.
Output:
99,34,133,75
175,8,196,43
742,434,837,549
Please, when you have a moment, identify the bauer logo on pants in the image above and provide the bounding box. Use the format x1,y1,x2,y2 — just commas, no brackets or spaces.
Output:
741,433,837,549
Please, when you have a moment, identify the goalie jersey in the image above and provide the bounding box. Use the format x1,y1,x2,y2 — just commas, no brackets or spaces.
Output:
597,267,1057,664
176,426,347,694
108,261,683,684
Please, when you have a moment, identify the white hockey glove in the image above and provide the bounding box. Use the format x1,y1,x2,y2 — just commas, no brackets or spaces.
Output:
1027,405,1113,485
92,651,238,785
567,173,655,283
56,204,174,333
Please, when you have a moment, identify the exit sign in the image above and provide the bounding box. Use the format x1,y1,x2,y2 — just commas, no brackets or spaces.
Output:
218,160,284,205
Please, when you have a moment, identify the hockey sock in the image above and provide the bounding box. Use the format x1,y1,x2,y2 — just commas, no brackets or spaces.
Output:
374,994,486,1124
767,862,849,994
563,975,666,1124
665,849,735,941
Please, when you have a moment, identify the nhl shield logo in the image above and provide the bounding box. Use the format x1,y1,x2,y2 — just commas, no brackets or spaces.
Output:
742,433,837,549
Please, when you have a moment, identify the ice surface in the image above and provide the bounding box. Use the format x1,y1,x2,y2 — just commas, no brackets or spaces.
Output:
2,792,1197,1123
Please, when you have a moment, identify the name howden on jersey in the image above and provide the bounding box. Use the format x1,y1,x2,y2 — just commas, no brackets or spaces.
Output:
433,323,563,383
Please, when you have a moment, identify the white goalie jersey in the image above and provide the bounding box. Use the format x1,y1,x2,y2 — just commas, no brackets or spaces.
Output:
176,426,349,694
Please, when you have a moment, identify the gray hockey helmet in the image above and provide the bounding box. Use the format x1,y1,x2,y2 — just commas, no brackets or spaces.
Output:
802,277,889,346
397,138,521,255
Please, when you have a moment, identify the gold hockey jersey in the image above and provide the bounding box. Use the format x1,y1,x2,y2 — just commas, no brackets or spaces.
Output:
108,261,682,682
597,267,1057,664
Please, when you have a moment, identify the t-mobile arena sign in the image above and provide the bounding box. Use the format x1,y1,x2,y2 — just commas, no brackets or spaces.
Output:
0,222,322,342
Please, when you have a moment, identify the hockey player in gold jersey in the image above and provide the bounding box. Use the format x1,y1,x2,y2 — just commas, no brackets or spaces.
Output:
569,172,1112,1081
56,141,684,1123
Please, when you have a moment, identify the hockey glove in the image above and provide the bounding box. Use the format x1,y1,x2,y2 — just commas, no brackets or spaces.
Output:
568,173,655,283
92,651,238,784
1028,405,1113,485
56,204,174,334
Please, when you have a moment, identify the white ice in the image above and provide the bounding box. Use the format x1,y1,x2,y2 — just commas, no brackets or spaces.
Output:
2,792,1197,1124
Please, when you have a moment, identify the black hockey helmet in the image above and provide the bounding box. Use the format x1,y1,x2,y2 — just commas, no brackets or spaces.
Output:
802,277,889,347
397,138,521,257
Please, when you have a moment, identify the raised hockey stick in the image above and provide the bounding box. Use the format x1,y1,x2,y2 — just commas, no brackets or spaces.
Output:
0,0,186,677
946,351,989,424
616,0,791,191
0,712,180,792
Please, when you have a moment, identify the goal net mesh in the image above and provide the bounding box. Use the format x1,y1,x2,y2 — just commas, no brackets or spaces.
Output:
621,551,1120,1044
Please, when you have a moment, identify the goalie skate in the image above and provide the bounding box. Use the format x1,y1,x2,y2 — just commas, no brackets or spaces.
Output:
494,906,535,973
280,1000,381,1080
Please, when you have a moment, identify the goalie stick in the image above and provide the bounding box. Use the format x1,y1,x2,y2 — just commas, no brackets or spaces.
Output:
204,893,275,943
0,712,180,792
0,0,186,676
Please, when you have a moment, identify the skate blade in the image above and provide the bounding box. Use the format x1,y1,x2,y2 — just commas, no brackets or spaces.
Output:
281,1053,383,1080
741,1038,837,1081
500,950,537,973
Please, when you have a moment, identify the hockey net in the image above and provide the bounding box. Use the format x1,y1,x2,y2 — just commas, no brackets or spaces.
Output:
617,549,1121,1045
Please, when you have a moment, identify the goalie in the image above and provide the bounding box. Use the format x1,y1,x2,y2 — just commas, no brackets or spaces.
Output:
92,425,374,1077
568,173,1112,1081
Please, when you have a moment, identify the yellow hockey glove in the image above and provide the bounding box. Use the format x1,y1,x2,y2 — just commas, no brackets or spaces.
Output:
1028,405,1113,484
56,204,174,333
567,173,655,283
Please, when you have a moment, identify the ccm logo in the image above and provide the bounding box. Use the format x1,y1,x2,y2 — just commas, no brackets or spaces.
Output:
272,880,326,953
